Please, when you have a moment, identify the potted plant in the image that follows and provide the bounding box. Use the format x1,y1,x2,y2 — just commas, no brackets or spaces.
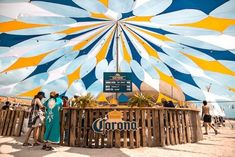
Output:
75,93,97,108
128,93,155,107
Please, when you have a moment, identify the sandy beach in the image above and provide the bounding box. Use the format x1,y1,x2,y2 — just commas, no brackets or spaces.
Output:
1,121,235,157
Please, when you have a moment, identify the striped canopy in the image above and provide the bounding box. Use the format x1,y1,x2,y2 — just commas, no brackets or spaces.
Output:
0,0,235,101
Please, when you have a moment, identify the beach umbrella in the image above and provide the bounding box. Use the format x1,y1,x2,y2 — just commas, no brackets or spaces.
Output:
0,0,235,101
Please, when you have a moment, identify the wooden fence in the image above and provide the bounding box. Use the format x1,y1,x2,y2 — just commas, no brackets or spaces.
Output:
0,107,203,148
0,110,27,136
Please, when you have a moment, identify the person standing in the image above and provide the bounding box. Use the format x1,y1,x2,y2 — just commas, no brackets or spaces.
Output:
202,100,218,135
42,91,62,151
23,92,45,146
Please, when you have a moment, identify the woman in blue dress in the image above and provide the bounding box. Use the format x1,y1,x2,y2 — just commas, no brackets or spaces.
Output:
42,91,62,151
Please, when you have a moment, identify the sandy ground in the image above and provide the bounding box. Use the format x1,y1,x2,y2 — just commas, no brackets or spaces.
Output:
0,121,235,157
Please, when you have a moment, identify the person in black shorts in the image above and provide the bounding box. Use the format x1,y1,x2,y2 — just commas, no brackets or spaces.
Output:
202,100,218,135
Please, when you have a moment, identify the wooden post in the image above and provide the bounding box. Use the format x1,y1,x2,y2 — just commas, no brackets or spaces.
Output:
94,110,100,148
83,110,88,147
165,110,170,145
129,109,134,149
0,110,7,135
101,110,105,148
69,109,77,146
159,109,165,147
141,110,147,147
15,111,25,136
77,109,83,146
3,110,11,136
88,110,94,148
12,110,19,136
147,110,152,146
184,111,191,143
196,112,203,141
173,111,179,144
169,111,175,145
7,110,16,136
135,109,140,148
123,110,128,148
60,109,65,145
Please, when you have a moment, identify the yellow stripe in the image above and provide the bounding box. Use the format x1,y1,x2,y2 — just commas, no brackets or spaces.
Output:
154,67,178,88
133,26,173,41
182,52,235,76
58,23,103,34
125,26,159,59
157,93,176,103
99,0,108,7
67,67,81,87
0,20,49,32
73,26,108,51
18,87,42,98
2,52,51,73
172,16,235,32
96,29,115,63
90,12,111,20
120,34,132,63
123,16,153,22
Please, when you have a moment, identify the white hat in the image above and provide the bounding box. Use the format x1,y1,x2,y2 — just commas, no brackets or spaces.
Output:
74,93,80,97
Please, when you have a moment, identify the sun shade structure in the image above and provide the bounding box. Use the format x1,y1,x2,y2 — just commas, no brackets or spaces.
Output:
0,0,235,101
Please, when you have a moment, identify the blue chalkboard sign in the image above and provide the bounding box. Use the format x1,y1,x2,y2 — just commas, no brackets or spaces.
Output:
103,72,132,93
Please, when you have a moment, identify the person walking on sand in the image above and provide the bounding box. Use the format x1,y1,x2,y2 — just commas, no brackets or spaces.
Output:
23,92,45,146
42,91,62,151
202,100,218,135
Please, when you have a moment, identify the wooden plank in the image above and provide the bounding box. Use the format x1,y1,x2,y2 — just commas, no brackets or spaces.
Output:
123,110,128,148
181,111,186,144
184,111,191,143
141,110,147,147
178,111,183,144
196,112,203,141
107,110,113,148
115,129,121,148
3,110,12,136
83,110,88,147
115,111,121,148
173,111,179,145
12,110,19,136
77,109,83,147
129,109,134,149
7,110,16,136
0,110,7,135
15,111,25,136
60,109,65,145
165,110,170,145
94,110,100,148
147,110,152,147
154,110,160,146
135,109,140,148
69,109,77,146
88,110,94,148
159,109,165,147
101,110,105,148
169,111,175,145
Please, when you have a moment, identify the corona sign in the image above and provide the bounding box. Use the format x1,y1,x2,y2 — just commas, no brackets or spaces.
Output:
92,110,137,134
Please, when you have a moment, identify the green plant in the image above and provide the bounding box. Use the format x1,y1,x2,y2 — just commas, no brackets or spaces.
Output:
75,93,97,108
128,93,155,107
